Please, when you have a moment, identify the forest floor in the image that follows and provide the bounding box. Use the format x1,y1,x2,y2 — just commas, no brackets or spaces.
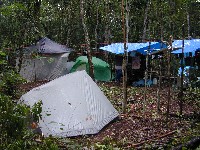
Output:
18,81,200,149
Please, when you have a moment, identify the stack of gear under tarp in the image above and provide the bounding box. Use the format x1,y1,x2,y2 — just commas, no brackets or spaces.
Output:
132,79,153,87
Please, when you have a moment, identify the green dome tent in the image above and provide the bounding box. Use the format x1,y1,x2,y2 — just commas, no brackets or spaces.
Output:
70,56,111,81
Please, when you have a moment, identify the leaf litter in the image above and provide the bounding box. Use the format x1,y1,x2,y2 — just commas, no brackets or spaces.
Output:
18,81,200,149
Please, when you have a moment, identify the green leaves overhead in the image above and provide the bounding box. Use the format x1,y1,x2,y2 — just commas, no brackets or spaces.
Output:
0,0,200,52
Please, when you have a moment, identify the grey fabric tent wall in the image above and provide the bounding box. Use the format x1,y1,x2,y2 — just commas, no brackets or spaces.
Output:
17,53,70,81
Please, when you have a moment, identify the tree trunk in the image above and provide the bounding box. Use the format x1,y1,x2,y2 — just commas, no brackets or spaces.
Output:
142,0,151,42
122,0,128,114
94,0,99,52
34,0,42,36
157,56,162,112
179,24,185,116
104,0,110,62
187,11,190,38
80,0,94,80
159,1,164,41
143,42,150,112
166,35,173,122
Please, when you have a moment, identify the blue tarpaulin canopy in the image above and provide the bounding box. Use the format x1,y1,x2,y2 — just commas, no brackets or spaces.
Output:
172,39,200,55
99,42,167,55
136,42,167,55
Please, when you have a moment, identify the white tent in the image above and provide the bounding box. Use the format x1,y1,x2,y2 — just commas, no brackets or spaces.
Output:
20,71,119,137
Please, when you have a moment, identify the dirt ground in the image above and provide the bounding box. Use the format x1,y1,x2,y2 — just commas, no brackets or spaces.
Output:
18,81,200,149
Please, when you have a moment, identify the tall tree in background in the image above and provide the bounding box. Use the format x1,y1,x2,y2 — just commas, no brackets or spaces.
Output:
94,0,99,51
80,0,94,79
122,0,128,113
142,0,151,42
0,0,200,57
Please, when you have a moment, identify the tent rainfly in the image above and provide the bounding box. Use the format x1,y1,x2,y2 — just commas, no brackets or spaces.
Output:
70,56,112,82
25,37,72,54
17,37,73,81
20,70,119,137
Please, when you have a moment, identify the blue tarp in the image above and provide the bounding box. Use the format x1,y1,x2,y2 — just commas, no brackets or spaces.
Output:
172,39,200,55
99,42,167,55
178,66,192,77
136,42,167,55
100,43,145,54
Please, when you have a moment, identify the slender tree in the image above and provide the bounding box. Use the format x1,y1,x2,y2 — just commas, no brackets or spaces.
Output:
80,0,94,79
121,0,128,113
166,35,173,122
142,0,151,42
94,0,99,51
179,24,185,116
157,54,162,113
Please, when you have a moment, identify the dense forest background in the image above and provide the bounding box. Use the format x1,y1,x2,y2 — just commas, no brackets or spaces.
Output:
0,0,200,53
1,1,200,149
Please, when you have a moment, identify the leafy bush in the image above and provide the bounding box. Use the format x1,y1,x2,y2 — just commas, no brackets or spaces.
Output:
0,50,25,98
1,94,40,148
184,88,200,109
0,70,25,98
0,49,60,149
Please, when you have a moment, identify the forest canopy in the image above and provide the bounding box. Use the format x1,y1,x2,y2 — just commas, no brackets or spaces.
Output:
0,0,200,52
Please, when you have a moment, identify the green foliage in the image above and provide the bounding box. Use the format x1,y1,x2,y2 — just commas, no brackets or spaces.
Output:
0,0,200,149
1,0,200,51
0,49,25,98
0,50,7,67
0,93,40,149
39,137,59,150
93,136,123,150
0,50,8,72
31,100,43,123
0,70,25,98
0,92,61,149
0,49,60,149
183,88,200,109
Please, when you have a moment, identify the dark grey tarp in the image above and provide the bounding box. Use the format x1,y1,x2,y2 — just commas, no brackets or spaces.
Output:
16,37,73,81
26,37,72,54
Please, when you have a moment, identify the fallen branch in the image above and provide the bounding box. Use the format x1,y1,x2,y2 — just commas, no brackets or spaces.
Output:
130,130,177,147
172,136,200,150
169,113,200,121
